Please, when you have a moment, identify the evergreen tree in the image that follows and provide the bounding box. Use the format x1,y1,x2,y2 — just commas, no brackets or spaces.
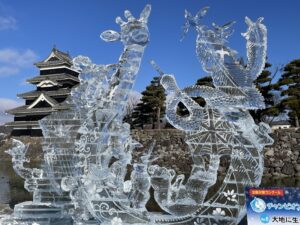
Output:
251,62,280,123
131,102,151,129
194,76,214,107
131,77,166,129
195,76,214,86
277,59,300,127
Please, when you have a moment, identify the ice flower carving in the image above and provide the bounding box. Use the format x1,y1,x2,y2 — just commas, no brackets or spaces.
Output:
194,218,218,225
223,189,238,203
111,217,123,225
212,208,226,217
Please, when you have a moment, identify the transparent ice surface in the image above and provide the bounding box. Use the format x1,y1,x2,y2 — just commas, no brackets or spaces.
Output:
1,5,273,225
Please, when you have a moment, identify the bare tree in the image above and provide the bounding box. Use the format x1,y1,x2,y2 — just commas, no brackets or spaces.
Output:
124,90,141,125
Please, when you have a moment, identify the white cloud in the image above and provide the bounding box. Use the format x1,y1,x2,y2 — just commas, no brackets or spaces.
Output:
128,90,142,102
0,98,21,111
0,48,38,77
0,66,19,76
19,78,29,86
0,98,22,125
0,15,16,30
0,49,37,67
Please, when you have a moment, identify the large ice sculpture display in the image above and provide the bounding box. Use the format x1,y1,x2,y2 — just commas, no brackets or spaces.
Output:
1,5,274,225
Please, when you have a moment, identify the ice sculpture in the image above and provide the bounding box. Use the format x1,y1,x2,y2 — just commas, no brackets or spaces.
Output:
1,4,152,225
1,5,274,225
151,7,273,224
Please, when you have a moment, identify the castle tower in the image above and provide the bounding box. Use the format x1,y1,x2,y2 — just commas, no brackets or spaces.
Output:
5,48,79,136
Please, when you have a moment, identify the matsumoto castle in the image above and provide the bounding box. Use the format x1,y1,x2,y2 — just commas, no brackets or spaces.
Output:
5,48,79,136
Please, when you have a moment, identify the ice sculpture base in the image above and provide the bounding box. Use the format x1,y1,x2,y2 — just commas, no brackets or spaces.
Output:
74,217,238,225
75,222,149,225
1,201,73,225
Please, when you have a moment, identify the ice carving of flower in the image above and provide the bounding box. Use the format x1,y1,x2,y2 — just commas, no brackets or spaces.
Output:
212,208,226,217
194,217,218,225
223,189,238,203
194,217,202,225
111,216,123,225
123,180,132,193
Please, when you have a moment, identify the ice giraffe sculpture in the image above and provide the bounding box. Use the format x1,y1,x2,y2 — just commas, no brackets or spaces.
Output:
1,4,152,225
47,4,152,224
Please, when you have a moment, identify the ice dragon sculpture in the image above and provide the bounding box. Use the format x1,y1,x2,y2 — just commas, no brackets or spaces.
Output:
149,7,273,224
1,5,274,225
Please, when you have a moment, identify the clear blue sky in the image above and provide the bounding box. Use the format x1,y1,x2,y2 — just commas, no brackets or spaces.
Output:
0,0,300,108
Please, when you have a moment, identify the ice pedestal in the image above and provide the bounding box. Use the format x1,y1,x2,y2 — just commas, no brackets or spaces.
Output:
1,133,76,224
1,201,72,225
0,165,74,225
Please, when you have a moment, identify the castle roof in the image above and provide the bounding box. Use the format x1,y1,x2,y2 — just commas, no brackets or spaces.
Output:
6,105,55,115
17,88,73,99
270,120,291,126
27,73,79,84
34,48,73,68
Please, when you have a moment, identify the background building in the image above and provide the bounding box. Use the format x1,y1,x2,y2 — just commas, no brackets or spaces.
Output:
270,120,291,131
5,48,79,136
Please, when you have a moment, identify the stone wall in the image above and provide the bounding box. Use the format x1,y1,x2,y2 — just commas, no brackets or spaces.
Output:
131,128,300,177
131,129,192,173
1,128,299,177
264,128,300,177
